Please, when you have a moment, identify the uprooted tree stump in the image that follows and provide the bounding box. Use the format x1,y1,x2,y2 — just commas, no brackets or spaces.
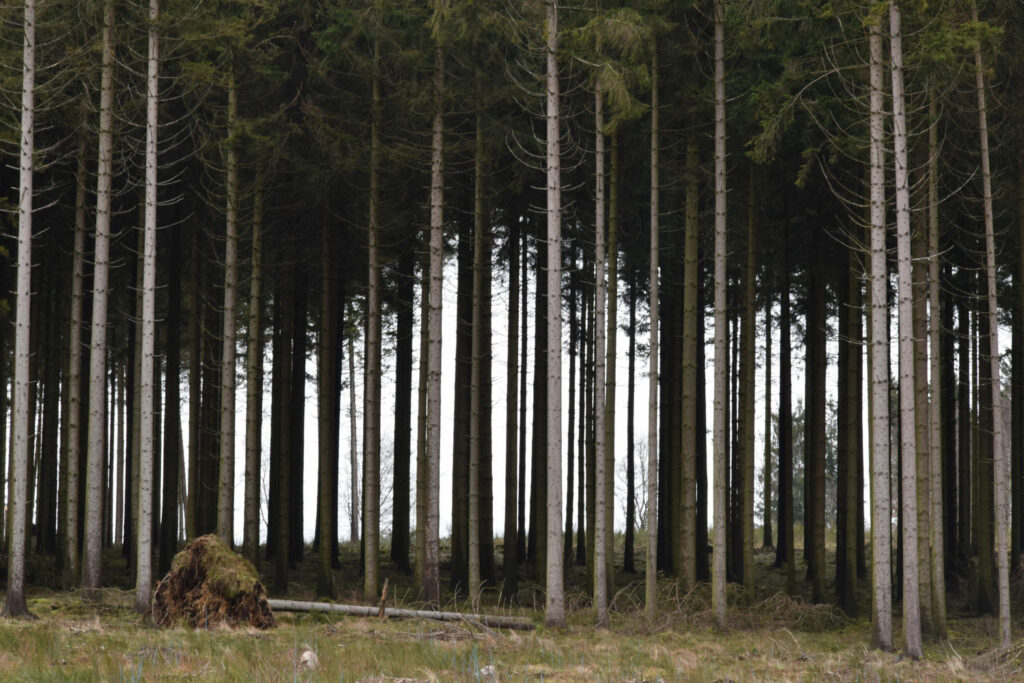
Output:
151,534,276,629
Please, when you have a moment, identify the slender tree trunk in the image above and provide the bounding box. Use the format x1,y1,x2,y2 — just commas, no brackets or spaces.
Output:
645,37,661,626
160,223,182,575
65,96,88,588
502,215,520,601
972,0,1010,648
468,113,485,609
763,298,773,550
543,0,565,628
604,122,619,593
317,222,338,598
890,2,922,658
392,247,414,575
83,0,115,592
739,166,756,592
712,0,728,630
186,227,200,542
625,272,637,574
927,86,947,637
868,18,892,647
415,252,428,589
593,83,609,627
566,262,577,566
217,69,239,546
135,0,159,611
680,140,699,589
4,0,36,617
517,235,529,563
424,42,445,607
348,319,359,544
912,212,932,634
242,173,264,568
363,39,383,601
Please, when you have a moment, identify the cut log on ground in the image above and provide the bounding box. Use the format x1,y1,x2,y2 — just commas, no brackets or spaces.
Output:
152,534,275,629
267,599,534,630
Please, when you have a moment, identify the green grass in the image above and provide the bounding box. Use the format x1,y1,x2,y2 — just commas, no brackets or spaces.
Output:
1,545,1021,680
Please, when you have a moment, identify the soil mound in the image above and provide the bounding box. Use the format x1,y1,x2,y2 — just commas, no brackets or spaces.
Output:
151,534,276,629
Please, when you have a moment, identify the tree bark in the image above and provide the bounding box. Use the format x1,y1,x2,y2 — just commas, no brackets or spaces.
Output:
424,42,445,607
217,69,239,546
543,0,565,628
868,18,892,650
972,0,1010,648
136,0,159,612
5,0,36,617
645,35,661,626
712,0,728,630
593,83,609,628
890,2,923,658
680,140,699,590
502,214,520,601
242,173,264,568
82,0,115,592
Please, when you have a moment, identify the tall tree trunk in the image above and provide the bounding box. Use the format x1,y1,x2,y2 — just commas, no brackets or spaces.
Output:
645,36,661,625
912,211,932,634
317,222,339,598
763,297,773,550
805,258,826,605
242,173,264,568
289,271,306,565
739,166,756,592
543,0,565,628
891,1,922,658
517,234,529,564
680,140,699,590
136,0,159,611
65,96,88,588
468,113,485,608
972,0,1010,648
348,318,359,544
593,83,609,627
424,42,445,607
83,0,115,592
160,222,182,575
868,16,892,650
452,216,472,591
566,260,577,566
711,0,729,629
415,251,428,588
363,37,383,601
217,70,239,546
392,246,414,575
186,221,201,542
502,215,520,601
5,0,36,617
927,86,947,637
604,119,619,593
625,270,637,574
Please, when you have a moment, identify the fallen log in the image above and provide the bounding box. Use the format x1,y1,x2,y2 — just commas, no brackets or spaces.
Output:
266,599,535,630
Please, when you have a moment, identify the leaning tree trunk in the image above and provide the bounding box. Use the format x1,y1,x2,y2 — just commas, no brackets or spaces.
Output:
83,0,115,592
5,0,36,618
712,0,728,631
136,0,159,613
644,37,661,626
217,69,239,547
868,15,893,652
543,0,565,629
890,2,922,659
972,0,1010,650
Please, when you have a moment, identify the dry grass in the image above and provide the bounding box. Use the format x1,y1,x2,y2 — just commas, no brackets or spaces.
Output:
0,544,1019,680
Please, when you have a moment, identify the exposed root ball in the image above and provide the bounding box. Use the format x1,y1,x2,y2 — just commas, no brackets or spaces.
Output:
151,534,276,629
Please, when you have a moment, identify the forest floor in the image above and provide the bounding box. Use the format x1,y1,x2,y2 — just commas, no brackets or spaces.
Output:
0,543,1022,681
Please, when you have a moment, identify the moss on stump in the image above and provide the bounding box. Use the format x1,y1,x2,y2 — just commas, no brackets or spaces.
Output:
151,534,276,629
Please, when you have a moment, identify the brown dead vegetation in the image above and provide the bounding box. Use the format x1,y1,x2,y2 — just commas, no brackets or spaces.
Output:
151,534,275,629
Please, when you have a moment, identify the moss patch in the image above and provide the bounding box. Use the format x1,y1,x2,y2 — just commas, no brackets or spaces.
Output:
151,534,275,630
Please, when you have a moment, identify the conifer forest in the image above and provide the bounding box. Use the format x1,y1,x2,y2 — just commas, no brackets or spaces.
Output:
5,0,1024,671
